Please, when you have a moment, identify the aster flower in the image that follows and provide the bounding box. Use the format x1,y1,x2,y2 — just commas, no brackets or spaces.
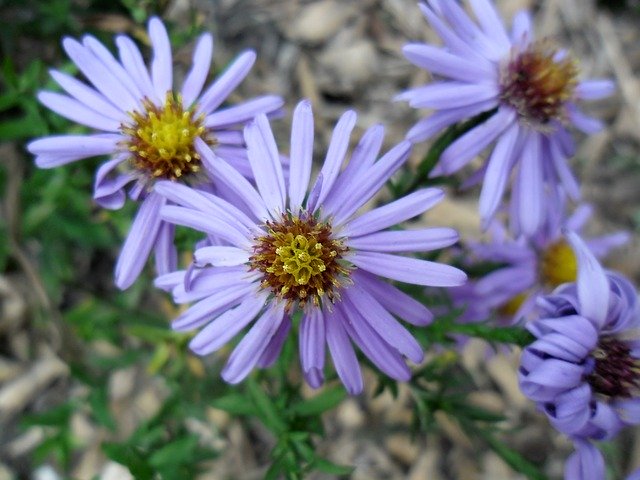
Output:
154,100,467,394
452,198,628,325
27,17,283,289
518,232,640,458
398,0,614,235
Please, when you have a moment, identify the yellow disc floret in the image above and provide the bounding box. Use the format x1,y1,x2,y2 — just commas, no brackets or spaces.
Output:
498,292,528,318
540,239,577,287
122,93,213,181
249,212,350,308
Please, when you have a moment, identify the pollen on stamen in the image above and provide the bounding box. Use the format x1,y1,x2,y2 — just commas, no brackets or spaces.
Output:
121,92,216,181
500,40,578,128
249,212,350,309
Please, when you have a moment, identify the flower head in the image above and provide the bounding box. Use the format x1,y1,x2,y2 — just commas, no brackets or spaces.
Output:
518,232,640,443
27,17,283,289
155,100,467,394
452,200,628,325
398,0,614,235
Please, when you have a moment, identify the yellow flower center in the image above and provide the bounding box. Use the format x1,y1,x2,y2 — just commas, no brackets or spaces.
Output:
249,213,350,308
501,41,578,126
540,240,577,288
122,93,213,181
498,292,528,318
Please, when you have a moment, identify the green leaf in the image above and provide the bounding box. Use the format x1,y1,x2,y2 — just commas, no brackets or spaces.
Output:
461,421,547,480
247,379,287,434
148,436,199,469
89,386,116,431
210,393,256,416
313,458,355,475
102,443,154,480
290,386,346,416
21,402,74,428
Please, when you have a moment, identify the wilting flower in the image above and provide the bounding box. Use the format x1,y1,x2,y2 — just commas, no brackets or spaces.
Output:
518,232,640,462
154,100,466,394
398,0,613,235
452,199,628,325
27,17,283,288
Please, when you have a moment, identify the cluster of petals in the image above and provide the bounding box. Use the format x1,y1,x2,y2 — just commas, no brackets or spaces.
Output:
519,232,640,479
27,17,283,289
452,198,628,325
398,0,614,235
154,100,467,394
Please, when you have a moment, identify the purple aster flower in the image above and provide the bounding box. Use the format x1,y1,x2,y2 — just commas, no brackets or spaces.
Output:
27,17,283,289
452,198,628,325
154,100,467,394
398,0,614,235
518,231,640,446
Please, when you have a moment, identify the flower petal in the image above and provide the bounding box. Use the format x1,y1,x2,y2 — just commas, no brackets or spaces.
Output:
344,285,423,363
565,440,605,480
257,315,292,368
351,270,433,326
288,99,314,212
205,95,284,129
405,99,497,143
222,303,285,384
29,134,122,167
154,222,177,276
189,294,266,355
311,110,357,209
300,308,326,373
575,80,615,101
196,139,269,221
160,205,250,247
516,132,544,236
194,245,251,267
339,302,411,381
478,122,520,226
148,17,172,99
402,43,496,82
173,282,256,331
341,188,444,238
62,37,138,112
566,230,610,326
245,114,286,215
181,33,213,106
325,309,363,395
332,141,412,226
116,35,159,103
433,108,515,176
350,251,467,287
198,50,256,115
399,82,499,110
49,70,126,121
115,192,166,289
82,35,143,102
37,92,121,132
347,227,458,253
